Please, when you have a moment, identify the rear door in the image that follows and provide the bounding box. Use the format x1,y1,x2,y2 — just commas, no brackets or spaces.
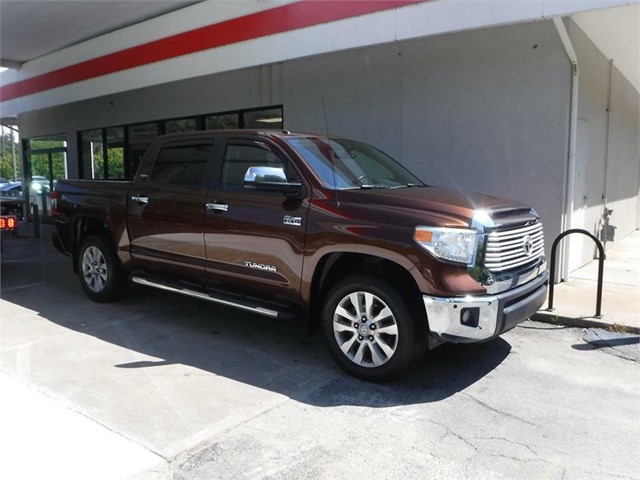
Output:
127,138,216,279
203,137,310,305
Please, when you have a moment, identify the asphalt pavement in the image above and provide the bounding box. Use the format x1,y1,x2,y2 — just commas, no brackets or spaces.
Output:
1,225,638,480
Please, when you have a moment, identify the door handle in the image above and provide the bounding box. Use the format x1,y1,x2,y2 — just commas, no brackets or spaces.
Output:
131,195,149,204
206,203,229,212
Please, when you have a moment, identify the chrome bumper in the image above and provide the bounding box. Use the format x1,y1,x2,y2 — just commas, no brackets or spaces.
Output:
423,271,549,343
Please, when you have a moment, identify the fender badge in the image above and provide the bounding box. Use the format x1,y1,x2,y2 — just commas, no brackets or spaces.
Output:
244,261,277,273
283,215,302,226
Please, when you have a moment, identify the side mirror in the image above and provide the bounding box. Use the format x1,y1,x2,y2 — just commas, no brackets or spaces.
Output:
244,166,303,197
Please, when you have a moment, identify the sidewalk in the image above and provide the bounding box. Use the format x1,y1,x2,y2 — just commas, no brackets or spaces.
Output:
533,229,640,334
0,372,167,480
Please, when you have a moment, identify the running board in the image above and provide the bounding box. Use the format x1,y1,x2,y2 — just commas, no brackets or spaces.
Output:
131,276,280,319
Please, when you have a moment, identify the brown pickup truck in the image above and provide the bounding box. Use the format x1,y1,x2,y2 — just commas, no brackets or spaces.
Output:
52,130,548,381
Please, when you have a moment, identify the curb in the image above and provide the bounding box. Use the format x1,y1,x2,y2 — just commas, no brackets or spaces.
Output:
531,312,640,335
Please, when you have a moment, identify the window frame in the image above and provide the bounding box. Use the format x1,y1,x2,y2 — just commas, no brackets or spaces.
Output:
218,137,302,194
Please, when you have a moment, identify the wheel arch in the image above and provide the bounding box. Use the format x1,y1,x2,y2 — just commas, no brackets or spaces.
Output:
72,216,115,273
306,249,427,333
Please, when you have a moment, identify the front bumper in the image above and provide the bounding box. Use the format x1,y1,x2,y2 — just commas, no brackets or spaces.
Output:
423,270,548,343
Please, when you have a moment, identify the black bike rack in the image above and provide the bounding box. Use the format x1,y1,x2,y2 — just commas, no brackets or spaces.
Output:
547,229,605,318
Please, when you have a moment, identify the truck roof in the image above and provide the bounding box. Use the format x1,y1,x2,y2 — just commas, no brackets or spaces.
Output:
154,129,339,143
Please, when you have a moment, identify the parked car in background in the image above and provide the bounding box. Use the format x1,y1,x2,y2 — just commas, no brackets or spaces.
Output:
0,181,24,220
0,182,22,195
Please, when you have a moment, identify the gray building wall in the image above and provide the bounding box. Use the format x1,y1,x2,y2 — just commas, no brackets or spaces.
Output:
19,20,572,262
18,65,286,178
607,67,640,235
567,20,640,269
284,20,571,260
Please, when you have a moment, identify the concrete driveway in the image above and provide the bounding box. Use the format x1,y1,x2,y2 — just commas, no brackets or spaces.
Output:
1,228,638,479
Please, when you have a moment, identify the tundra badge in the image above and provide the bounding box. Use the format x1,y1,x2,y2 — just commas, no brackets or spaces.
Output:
244,261,277,273
283,215,302,226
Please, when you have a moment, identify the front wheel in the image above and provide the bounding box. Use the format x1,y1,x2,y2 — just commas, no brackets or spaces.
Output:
78,235,127,302
321,275,427,382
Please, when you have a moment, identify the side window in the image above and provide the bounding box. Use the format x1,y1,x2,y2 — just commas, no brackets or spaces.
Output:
221,142,298,190
153,143,212,186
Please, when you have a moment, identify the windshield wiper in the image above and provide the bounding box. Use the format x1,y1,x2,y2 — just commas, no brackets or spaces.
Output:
390,183,423,189
358,184,391,189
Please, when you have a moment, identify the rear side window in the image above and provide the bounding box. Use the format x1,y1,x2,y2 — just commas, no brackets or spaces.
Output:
153,143,213,186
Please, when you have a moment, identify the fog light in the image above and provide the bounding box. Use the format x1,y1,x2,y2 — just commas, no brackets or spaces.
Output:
460,307,480,328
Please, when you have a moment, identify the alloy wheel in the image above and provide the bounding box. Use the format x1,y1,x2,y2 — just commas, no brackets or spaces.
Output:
82,246,108,293
332,291,399,368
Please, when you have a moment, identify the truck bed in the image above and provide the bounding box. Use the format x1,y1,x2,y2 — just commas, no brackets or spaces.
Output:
54,179,133,256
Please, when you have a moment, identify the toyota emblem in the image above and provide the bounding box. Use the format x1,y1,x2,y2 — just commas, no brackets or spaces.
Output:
522,235,534,256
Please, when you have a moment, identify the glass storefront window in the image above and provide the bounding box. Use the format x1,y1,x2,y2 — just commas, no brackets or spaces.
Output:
107,146,124,179
77,106,283,181
165,118,197,134
243,108,283,129
106,127,125,178
106,127,124,145
128,123,158,144
27,134,66,150
81,130,104,179
206,113,239,130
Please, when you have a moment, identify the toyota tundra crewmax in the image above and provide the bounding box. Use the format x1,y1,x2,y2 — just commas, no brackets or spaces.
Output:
52,130,548,381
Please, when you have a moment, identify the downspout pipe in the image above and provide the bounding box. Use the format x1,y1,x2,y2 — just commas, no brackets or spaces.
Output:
553,17,579,282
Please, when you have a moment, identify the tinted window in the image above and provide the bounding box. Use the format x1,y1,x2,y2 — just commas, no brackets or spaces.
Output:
221,142,295,190
153,143,212,186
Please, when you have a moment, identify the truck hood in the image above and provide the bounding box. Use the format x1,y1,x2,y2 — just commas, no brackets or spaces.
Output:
345,186,531,226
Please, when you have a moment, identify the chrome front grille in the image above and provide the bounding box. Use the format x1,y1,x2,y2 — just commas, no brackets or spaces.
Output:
484,222,544,273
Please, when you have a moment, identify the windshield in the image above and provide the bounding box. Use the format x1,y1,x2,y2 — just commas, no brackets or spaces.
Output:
286,137,424,190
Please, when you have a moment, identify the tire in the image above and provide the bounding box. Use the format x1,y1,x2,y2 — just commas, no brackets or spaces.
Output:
321,275,427,382
78,235,127,302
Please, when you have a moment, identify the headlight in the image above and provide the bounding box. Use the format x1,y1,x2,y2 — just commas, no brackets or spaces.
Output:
414,226,478,265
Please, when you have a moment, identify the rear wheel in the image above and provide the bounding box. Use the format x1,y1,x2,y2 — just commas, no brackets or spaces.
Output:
322,275,426,381
78,235,127,302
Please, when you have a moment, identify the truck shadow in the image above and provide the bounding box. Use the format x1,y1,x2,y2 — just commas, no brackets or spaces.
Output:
1,232,511,409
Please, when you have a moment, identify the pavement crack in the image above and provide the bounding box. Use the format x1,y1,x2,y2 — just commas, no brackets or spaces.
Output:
384,410,479,456
462,392,539,428
473,435,540,457
423,417,480,454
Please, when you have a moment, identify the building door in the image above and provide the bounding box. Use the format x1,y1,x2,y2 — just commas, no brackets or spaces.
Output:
24,147,67,220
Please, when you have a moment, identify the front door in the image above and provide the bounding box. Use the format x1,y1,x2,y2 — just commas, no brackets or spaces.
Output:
127,139,215,279
204,138,310,305
27,149,67,220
